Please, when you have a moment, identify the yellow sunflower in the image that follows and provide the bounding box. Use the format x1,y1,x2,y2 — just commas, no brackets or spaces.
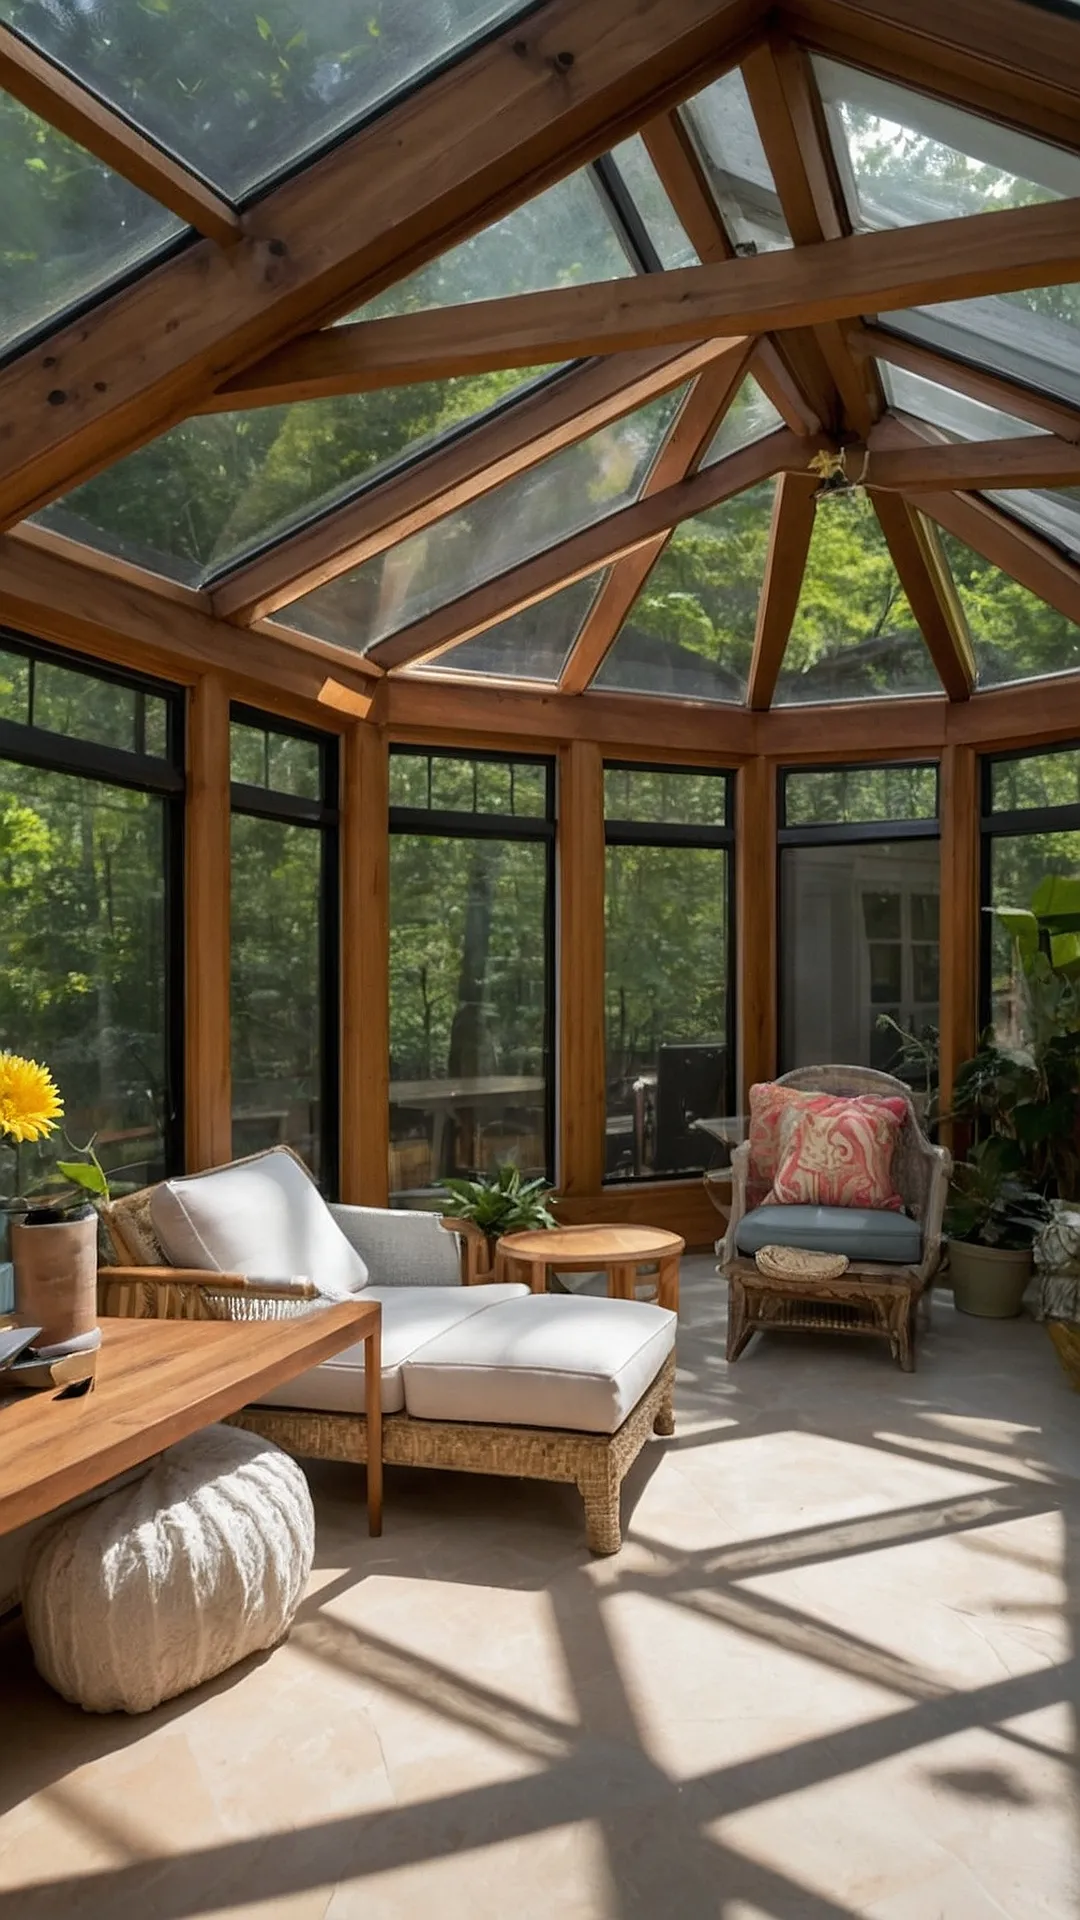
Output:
0,1053,63,1143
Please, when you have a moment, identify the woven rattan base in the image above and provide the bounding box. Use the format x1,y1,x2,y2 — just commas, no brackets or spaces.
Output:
725,1257,921,1371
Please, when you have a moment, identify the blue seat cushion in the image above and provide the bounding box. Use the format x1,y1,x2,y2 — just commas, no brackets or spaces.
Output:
735,1205,921,1266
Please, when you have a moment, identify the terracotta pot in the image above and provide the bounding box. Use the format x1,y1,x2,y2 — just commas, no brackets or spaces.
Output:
13,1214,98,1349
948,1240,1034,1319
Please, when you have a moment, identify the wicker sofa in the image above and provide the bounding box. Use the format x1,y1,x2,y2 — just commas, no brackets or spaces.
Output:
98,1147,676,1555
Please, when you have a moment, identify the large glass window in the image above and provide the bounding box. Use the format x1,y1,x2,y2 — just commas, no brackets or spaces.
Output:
779,764,940,1087
981,743,1080,1045
0,633,183,1194
604,765,734,1181
389,749,554,1197
776,502,940,705
230,711,338,1189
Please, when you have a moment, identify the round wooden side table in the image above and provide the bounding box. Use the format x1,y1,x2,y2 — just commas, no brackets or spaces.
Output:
494,1225,684,1313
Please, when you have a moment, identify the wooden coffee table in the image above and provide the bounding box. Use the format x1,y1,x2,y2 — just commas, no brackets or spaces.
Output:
495,1225,683,1312
0,1299,382,1537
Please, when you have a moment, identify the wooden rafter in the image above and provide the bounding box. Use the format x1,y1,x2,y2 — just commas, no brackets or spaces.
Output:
917,487,1080,631
782,0,1080,152
847,325,1080,444
0,26,242,245
0,0,765,527
747,471,818,709
244,199,1080,391
867,433,1080,492
741,35,883,437
870,490,975,699
560,343,757,693
210,340,731,625
639,106,830,434
369,428,822,671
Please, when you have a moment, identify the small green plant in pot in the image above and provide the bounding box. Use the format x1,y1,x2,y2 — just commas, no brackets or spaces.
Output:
944,1138,1052,1318
438,1164,557,1271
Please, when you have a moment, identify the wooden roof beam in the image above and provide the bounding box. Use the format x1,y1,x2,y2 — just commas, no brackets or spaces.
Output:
0,0,767,526
210,340,733,625
747,472,818,709
560,341,758,692
848,324,1080,444
867,432,1080,492
741,34,883,438
0,27,242,245
243,198,1080,390
371,427,824,671
870,491,975,699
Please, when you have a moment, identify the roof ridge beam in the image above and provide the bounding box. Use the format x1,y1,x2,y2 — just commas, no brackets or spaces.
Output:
747,472,818,708
227,198,1080,392
211,340,734,625
0,26,242,245
371,426,826,671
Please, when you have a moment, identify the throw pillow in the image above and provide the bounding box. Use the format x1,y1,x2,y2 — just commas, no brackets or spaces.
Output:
767,1097,907,1210
748,1083,906,1184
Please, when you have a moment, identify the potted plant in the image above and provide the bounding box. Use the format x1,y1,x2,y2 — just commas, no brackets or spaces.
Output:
0,1052,110,1351
438,1163,557,1273
944,1137,1052,1317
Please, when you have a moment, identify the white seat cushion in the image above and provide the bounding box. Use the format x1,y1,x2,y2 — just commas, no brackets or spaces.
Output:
255,1283,530,1415
401,1294,676,1436
150,1148,368,1295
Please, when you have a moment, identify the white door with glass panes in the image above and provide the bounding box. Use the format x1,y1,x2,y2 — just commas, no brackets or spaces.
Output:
858,879,940,1071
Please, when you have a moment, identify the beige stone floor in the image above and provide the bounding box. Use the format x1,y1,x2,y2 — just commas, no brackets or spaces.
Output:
0,1256,1078,1920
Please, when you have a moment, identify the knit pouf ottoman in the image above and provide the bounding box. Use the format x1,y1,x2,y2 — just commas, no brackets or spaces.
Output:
22,1424,315,1714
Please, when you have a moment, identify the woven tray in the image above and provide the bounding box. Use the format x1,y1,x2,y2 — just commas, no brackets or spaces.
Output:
754,1244,850,1283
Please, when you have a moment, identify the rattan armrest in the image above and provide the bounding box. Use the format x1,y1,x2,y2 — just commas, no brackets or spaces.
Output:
439,1216,493,1283
98,1266,320,1299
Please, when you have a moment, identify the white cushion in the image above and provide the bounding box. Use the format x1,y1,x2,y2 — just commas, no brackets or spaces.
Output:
255,1283,530,1416
401,1294,676,1435
150,1148,368,1295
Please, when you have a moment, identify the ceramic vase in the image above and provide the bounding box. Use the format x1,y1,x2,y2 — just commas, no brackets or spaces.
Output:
12,1214,98,1350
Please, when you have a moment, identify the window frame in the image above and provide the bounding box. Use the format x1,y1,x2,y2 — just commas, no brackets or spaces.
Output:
229,703,341,1194
602,759,737,1186
388,743,557,1185
978,737,1080,1031
0,625,186,1172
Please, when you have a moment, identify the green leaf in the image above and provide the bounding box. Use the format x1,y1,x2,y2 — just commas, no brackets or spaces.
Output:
56,1159,109,1196
255,14,273,39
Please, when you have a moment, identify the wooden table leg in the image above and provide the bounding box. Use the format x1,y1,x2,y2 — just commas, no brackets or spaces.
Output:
530,1262,549,1295
608,1262,637,1302
364,1318,383,1538
657,1253,680,1314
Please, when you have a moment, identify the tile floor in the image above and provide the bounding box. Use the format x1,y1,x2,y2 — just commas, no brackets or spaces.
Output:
0,1258,1077,1919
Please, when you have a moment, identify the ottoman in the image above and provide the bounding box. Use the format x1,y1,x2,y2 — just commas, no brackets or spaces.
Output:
23,1424,314,1714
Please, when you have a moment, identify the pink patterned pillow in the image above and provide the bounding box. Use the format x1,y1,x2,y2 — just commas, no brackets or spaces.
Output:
748,1084,906,1184
767,1097,907,1210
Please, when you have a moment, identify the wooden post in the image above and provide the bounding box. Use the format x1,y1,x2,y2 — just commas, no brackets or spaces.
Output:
939,743,980,1126
737,756,778,1105
185,673,232,1171
558,741,606,1197
341,722,390,1205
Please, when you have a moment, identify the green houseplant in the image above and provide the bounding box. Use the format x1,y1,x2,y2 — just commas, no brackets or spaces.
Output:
944,1138,1052,1318
438,1164,557,1270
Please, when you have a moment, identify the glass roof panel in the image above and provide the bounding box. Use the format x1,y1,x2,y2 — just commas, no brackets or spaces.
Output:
815,59,1080,410
775,501,942,705
701,376,784,464
937,528,1080,686
1,0,538,203
593,479,776,704
32,369,549,587
983,488,1080,562
681,70,791,255
411,573,605,683
878,364,1044,440
608,137,698,270
0,89,184,359
273,387,686,652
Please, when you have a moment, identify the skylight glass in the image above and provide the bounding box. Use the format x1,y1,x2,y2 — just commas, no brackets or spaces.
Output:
411,574,606,683
937,529,1080,686
681,71,791,255
774,502,942,705
0,89,184,359
701,376,784,464
816,59,1080,410
983,488,1080,562
272,387,686,653
878,365,1045,440
593,479,776,703
608,137,698,270
1,0,539,203
28,155,644,586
